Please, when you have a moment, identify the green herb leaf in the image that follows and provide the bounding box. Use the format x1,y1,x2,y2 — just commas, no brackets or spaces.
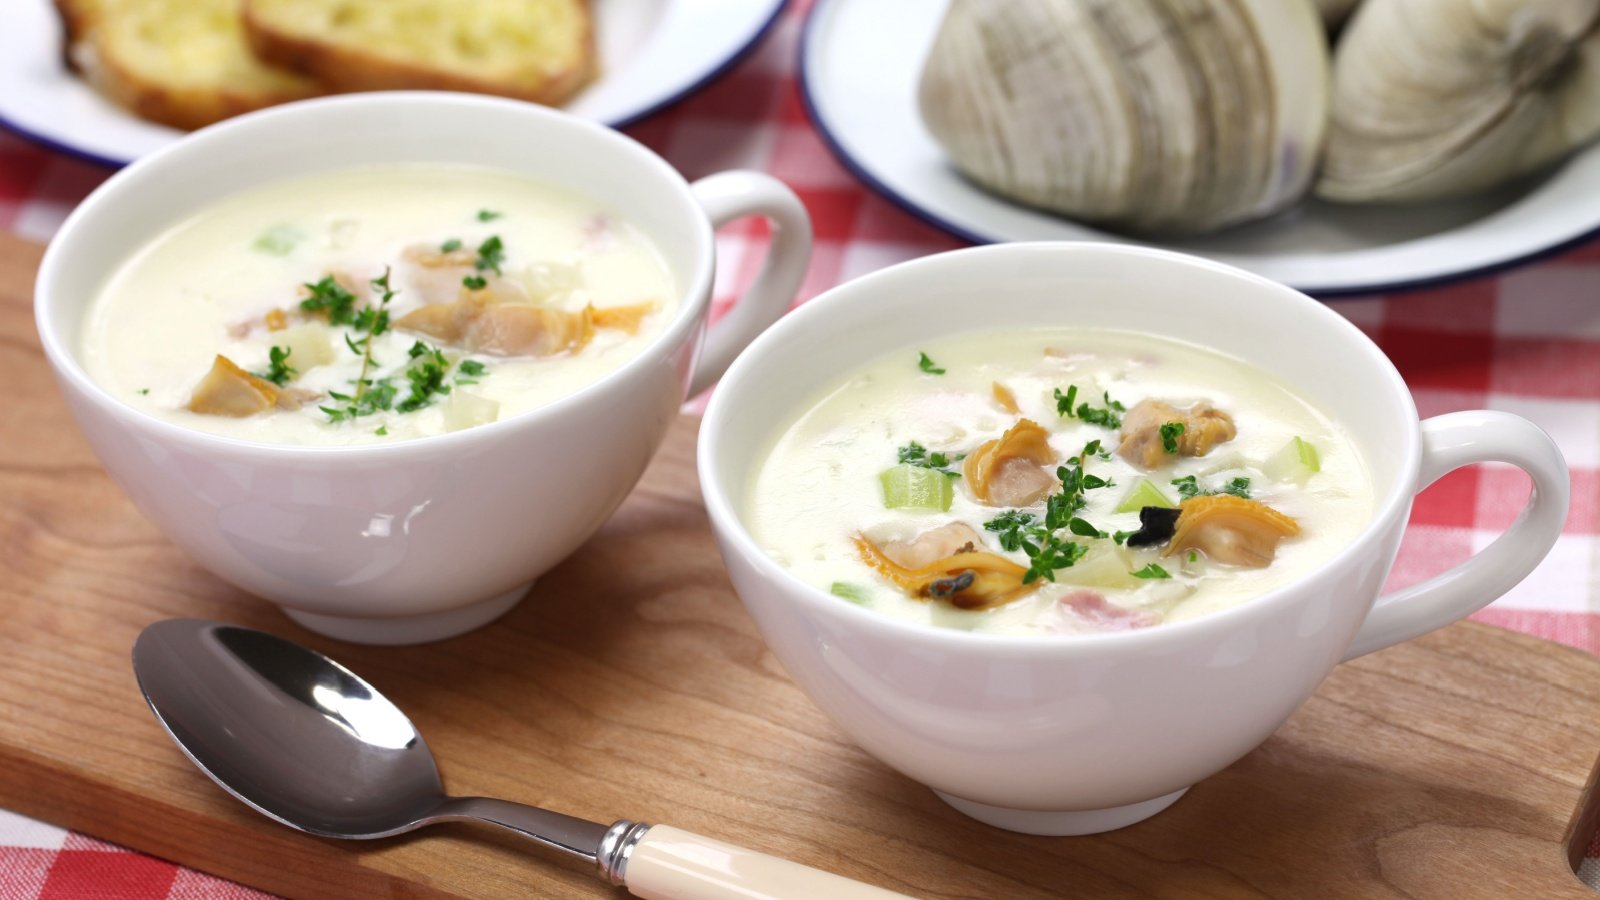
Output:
1057,385,1123,428
137,388,150,396
984,510,1038,552
395,341,453,413
1170,474,1253,500
476,209,503,222
462,274,488,290
474,235,505,275
1067,517,1106,538
1054,385,1078,417
896,441,964,478
440,238,463,253
917,352,945,375
299,276,358,325
255,345,296,386
375,426,388,436
1159,421,1185,455
1131,563,1171,579
458,360,487,377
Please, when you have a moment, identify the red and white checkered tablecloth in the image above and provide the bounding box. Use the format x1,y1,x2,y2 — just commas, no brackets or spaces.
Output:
4,2,1600,897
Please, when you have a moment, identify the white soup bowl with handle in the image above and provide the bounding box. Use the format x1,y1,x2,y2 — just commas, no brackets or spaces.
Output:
698,242,1568,835
35,92,812,645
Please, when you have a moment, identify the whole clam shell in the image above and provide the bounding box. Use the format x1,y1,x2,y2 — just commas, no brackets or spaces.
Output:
917,0,1331,235
1318,0,1600,204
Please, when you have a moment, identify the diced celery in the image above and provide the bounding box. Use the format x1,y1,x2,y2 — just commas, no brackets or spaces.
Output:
1263,436,1321,484
879,464,953,511
252,224,302,256
1114,478,1177,513
829,582,871,605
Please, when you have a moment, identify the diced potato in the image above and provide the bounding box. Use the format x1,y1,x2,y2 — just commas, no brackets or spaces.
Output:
1057,540,1143,590
274,323,336,370
519,260,585,302
441,391,500,432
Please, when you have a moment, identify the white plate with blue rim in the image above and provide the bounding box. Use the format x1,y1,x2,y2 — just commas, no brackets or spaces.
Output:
0,0,788,168
799,0,1600,297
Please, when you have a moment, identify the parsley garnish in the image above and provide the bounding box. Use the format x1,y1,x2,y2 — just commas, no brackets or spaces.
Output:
1054,385,1125,428
1171,475,1253,500
985,439,1117,584
456,358,487,385
440,238,463,253
462,274,488,290
917,352,945,375
320,268,398,422
984,510,1038,551
897,441,964,478
1131,563,1171,579
476,209,503,222
1160,421,1185,455
256,345,296,386
396,341,453,413
375,426,388,436
299,275,358,325
1054,385,1078,417
1188,550,1199,563
474,235,505,275
137,388,150,396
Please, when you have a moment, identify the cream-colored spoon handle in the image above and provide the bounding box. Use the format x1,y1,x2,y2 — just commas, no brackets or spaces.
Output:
623,824,914,900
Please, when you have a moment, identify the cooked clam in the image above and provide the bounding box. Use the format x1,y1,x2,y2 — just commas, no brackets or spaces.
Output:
855,531,1038,610
918,0,1331,234
1164,495,1301,568
1318,0,1600,203
964,418,1057,507
1117,399,1236,469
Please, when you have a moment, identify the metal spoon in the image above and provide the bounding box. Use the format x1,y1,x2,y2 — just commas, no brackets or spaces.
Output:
133,619,908,900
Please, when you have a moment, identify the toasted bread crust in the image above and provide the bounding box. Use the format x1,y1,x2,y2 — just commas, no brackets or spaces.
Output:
242,1,595,107
57,0,324,131
75,39,324,131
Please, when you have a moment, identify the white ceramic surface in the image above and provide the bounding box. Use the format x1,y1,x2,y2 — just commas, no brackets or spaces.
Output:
35,92,812,645
698,243,1569,835
800,0,1600,296
0,0,787,167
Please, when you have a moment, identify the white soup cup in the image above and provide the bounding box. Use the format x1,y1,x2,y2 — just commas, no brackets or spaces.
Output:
36,93,812,645
698,242,1568,835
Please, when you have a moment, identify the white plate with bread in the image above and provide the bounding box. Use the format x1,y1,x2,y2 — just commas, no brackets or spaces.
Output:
800,0,1600,297
0,0,788,167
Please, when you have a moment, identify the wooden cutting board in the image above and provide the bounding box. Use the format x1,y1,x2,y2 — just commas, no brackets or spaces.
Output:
4,228,1600,898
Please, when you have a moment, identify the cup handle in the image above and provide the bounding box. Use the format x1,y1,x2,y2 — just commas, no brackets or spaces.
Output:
686,171,813,397
1342,411,1569,661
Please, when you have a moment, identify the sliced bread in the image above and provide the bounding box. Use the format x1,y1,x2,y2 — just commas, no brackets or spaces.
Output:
242,0,595,107
56,0,324,131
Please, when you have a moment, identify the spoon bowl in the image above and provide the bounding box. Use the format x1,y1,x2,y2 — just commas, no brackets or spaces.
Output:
133,619,909,899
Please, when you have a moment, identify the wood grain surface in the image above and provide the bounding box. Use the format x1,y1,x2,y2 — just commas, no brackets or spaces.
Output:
4,229,1600,898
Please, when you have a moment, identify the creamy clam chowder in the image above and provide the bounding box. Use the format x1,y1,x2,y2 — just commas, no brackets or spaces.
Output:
748,330,1374,635
81,165,676,445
